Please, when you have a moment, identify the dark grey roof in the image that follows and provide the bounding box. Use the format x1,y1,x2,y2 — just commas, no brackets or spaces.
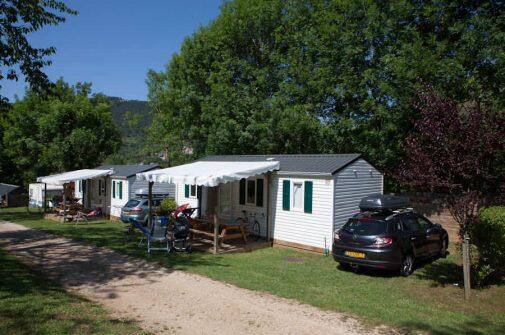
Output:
96,164,159,178
0,183,20,197
200,154,362,175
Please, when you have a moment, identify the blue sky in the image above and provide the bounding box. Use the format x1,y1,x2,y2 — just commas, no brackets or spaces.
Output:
1,0,222,101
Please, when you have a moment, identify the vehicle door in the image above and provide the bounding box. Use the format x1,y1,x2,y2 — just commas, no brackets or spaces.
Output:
418,215,440,255
400,214,427,258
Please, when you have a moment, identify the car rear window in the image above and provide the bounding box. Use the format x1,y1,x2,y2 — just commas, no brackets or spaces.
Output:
125,200,140,208
343,218,388,235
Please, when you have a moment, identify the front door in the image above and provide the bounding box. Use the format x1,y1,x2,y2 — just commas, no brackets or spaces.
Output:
219,183,231,219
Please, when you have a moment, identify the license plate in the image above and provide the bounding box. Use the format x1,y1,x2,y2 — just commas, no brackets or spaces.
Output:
345,251,365,259
123,211,130,215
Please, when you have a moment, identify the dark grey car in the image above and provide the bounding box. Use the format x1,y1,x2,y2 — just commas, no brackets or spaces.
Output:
120,198,162,224
332,195,449,276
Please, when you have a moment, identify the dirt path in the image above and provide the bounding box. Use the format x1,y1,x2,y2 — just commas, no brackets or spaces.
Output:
0,221,392,335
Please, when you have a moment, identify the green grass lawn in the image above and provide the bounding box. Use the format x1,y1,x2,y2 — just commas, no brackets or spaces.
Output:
1,207,504,335
0,248,147,335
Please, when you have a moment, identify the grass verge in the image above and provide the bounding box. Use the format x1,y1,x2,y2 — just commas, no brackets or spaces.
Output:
1,208,504,335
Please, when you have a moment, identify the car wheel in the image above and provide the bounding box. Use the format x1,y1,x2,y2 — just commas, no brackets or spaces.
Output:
399,254,414,277
439,238,448,258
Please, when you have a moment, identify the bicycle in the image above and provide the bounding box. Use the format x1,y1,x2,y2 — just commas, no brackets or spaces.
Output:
235,210,261,241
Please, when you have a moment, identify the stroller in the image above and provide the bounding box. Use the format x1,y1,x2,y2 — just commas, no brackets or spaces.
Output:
166,206,192,253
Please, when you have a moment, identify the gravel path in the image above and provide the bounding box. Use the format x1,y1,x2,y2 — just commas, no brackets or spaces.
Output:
0,221,393,335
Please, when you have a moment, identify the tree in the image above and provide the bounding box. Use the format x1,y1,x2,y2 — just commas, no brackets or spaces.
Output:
2,79,121,186
148,0,505,180
397,83,504,298
0,0,76,104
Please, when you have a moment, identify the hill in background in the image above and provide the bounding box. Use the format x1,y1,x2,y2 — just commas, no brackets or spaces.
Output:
104,97,157,164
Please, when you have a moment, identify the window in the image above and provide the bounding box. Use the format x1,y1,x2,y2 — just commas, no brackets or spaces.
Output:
292,182,303,209
112,181,122,199
246,180,256,204
190,185,197,198
402,216,421,232
185,184,199,198
417,216,432,230
98,179,106,196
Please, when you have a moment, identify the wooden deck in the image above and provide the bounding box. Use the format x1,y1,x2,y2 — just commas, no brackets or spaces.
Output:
189,231,272,254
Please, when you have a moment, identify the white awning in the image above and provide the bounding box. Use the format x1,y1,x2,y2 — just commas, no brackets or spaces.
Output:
136,161,279,187
37,169,114,186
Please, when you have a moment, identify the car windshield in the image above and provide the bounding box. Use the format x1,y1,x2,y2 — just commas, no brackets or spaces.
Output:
124,200,140,208
342,218,388,235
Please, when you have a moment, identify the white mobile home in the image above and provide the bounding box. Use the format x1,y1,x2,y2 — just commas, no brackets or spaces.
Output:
138,154,383,252
28,183,63,208
73,164,175,218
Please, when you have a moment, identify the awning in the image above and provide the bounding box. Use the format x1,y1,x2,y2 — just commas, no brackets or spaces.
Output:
37,169,114,186
136,161,279,187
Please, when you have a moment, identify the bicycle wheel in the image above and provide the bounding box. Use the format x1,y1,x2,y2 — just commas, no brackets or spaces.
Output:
251,221,261,241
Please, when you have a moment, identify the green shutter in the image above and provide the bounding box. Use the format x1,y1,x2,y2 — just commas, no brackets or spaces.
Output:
197,186,203,199
256,178,264,207
112,181,116,198
282,180,290,211
119,181,123,199
304,181,313,213
78,180,81,192
184,184,189,198
239,179,246,205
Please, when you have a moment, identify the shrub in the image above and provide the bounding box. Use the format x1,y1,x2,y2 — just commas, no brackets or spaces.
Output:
158,198,177,216
471,206,505,285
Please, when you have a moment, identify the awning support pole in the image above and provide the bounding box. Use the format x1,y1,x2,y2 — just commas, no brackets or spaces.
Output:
213,213,219,254
266,173,270,242
62,183,67,223
148,181,154,227
43,183,47,213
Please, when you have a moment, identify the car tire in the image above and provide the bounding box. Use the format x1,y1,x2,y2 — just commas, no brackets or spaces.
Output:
399,254,414,277
439,238,448,258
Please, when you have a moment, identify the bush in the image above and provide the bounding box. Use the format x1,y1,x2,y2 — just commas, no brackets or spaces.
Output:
158,198,177,216
471,206,505,284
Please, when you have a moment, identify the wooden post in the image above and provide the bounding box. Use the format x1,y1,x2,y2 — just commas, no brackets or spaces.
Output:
62,183,67,223
43,183,47,213
213,213,219,254
148,181,154,228
462,232,471,299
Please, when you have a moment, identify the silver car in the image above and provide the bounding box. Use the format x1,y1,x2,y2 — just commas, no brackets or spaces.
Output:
120,198,163,224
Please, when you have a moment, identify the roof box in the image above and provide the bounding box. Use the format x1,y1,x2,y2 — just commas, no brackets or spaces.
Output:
359,194,409,211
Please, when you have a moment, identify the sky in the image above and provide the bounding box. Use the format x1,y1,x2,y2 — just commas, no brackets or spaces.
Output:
1,0,222,101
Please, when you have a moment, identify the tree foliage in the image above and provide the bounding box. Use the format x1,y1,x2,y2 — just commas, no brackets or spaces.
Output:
0,0,76,103
398,83,504,229
2,79,121,186
147,0,505,182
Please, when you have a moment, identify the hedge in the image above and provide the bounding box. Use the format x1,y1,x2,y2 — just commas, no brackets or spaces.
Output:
471,206,505,282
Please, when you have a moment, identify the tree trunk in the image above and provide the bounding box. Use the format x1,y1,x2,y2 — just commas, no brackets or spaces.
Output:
462,232,471,299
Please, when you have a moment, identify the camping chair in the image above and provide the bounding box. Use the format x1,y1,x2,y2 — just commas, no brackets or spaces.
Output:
131,218,170,253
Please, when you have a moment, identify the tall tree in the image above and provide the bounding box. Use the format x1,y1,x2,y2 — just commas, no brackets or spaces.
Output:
397,84,504,298
2,79,121,186
0,0,76,104
148,0,505,182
